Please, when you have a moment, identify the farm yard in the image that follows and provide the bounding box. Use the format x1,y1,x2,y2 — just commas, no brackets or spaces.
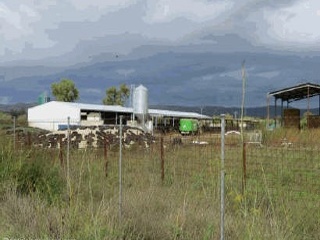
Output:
0,115,320,239
2,0,320,238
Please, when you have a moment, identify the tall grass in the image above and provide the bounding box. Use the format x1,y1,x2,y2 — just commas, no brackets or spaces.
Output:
0,129,319,239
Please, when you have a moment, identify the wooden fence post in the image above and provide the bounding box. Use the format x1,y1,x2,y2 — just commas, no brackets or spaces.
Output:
104,139,109,177
59,138,64,165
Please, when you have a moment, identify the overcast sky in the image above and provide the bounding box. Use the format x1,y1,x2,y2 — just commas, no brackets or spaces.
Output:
1,0,320,107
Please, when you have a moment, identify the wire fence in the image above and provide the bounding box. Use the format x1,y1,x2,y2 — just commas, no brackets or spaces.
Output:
2,118,320,239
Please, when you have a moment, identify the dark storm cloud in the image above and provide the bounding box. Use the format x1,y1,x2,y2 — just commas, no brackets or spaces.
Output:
3,50,320,107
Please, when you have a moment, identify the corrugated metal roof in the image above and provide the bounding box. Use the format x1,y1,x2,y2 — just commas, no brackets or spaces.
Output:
34,101,133,113
268,82,320,102
33,101,210,119
149,109,211,119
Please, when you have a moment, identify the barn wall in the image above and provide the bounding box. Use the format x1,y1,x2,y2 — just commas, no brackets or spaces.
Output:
28,101,80,131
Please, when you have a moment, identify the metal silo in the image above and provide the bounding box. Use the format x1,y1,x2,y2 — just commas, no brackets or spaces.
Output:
133,85,148,125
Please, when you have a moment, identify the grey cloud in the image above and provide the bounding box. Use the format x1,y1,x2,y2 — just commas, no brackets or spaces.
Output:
2,0,320,108
3,49,320,107
1,0,313,66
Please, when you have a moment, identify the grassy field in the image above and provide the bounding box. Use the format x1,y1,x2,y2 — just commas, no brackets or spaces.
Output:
0,115,320,239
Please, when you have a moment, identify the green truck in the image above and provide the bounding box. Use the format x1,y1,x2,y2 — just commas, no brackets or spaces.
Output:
179,119,198,135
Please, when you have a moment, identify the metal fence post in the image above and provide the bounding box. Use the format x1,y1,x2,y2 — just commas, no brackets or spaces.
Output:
220,114,225,240
119,115,123,222
67,116,71,203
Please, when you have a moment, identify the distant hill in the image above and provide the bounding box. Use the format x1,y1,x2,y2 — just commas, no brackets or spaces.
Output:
0,103,36,115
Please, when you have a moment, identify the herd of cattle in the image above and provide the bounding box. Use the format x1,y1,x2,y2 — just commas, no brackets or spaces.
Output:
9,125,155,149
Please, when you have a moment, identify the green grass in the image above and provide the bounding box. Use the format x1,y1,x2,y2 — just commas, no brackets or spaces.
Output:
0,129,319,239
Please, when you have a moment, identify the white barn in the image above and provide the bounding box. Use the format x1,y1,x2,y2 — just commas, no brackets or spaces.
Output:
28,101,210,132
27,101,132,131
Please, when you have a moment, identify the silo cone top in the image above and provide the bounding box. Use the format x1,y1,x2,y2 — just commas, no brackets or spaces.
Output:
136,85,147,90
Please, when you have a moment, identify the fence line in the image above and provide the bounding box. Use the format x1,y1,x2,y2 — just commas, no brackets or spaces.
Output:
2,119,320,238
6,128,320,191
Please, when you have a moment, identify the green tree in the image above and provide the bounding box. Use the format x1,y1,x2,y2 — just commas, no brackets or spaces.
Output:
51,78,79,102
118,84,130,105
103,86,118,105
103,84,130,106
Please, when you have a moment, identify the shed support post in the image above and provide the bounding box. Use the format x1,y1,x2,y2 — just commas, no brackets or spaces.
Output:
307,86,310,114
274,98,277,128
319,95,320,115
281,99,284,127
267,94,270,127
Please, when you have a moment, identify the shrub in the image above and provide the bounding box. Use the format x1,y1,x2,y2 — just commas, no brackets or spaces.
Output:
16,159,64,204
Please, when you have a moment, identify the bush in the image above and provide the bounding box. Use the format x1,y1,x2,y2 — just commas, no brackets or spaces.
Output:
16,159,64,204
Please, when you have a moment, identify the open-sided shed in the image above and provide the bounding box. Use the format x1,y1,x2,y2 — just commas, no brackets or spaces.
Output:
267,82,320,128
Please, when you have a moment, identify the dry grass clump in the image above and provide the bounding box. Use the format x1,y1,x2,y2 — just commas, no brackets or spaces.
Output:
121,184,218,239
0,189,64,238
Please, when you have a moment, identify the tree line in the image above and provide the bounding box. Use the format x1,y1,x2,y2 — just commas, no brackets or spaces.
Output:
50,78,130,106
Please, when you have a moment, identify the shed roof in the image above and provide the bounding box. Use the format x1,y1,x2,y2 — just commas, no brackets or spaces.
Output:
268,82,320,103
28,101,132,113
148,109,210,119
